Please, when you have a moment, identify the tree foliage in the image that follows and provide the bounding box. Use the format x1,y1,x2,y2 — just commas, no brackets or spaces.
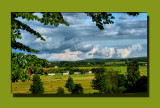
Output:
91,67,111,94
127,61,140,87
11,12,68,82
92,68,127,94
29,74,44,94
65,76,75,92
72,84,84,94
11,53,49,82
86,12,139,30
56,87,65,94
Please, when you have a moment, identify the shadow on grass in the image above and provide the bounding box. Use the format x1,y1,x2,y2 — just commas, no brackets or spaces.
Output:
13,92,149,97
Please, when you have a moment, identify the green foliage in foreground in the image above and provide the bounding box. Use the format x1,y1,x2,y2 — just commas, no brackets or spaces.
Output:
11,53,49,82
29,74,44,94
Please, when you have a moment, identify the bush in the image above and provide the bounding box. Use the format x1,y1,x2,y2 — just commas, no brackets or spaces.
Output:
127,76,147,92
56,87,64,94
72,84,84,94
29,74,44,94
113,86,127,94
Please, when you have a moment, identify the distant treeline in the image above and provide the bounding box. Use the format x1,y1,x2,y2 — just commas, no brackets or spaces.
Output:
48,57,147,67
80,57,147,63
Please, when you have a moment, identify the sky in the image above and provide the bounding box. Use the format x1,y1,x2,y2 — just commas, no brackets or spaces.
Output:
12,12,147,61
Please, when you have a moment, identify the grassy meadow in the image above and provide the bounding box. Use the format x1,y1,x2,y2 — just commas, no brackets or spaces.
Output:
12,65,147,94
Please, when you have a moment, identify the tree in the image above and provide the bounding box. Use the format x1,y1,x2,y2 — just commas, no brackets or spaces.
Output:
11,52,48,82
133,75,147,92
92,67,112,94
72,84,84,94
127,61,140,87
118,74,127,87
92,68,127,94
29,74,44,94
11,12,68,82
56,87,64,94
65,76,75,92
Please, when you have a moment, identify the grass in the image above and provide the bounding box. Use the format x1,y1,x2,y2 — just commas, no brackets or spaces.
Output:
12,74,98,94
12,66,147,94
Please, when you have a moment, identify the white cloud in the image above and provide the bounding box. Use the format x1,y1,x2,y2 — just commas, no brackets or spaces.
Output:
119,14,134,20
99,47,115,58
48,49,83,61
117,44,142,58
85,45,99,58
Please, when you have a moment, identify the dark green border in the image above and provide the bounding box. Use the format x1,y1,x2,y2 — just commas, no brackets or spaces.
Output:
1,0,159,108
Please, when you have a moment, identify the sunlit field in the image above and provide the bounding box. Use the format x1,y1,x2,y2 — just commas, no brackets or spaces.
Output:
12,66,147,94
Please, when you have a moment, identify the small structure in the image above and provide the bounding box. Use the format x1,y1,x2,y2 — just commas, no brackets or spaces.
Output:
63,71,69,75
48,73,55,76
74,72,81,74
54,66,58,68
88,71,92,74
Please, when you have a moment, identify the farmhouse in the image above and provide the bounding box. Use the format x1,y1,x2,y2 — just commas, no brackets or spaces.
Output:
43,68,54,71
88,71,92,74
63,71,69,75
48,73,55,76
54,66,58,68
74,72,81,74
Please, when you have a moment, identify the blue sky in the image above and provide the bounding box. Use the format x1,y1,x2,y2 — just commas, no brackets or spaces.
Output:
12,12,147,61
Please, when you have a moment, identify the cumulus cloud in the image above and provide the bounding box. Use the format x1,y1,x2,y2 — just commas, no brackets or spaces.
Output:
85,45,99,59
119,14,134,20
99,47,115,58
117,44,142,58
48,49,83,61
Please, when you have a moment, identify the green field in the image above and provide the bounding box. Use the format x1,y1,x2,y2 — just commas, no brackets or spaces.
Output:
12,66,147,94
12,74,97,94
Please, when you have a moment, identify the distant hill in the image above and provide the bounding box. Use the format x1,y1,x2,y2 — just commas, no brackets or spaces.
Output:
78,57,147,63
49,57,147,63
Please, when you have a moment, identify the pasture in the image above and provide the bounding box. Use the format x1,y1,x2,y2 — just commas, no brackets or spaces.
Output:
12,66,147,94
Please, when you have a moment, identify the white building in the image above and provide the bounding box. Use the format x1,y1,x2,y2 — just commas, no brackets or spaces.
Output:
88,71,92,74
63,71,69,75
48,73,55,76
54,66,58,68
74,72,81,74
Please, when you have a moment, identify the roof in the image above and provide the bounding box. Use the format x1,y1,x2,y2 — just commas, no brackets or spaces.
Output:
43,68,54,71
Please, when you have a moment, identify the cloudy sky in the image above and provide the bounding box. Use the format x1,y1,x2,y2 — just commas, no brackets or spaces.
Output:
12,12,147,61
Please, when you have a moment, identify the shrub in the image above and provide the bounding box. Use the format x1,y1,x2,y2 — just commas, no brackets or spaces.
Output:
56,87,64,94
29,74,44,94
72,84,84,94
113,86,127,94
128,76,147,92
